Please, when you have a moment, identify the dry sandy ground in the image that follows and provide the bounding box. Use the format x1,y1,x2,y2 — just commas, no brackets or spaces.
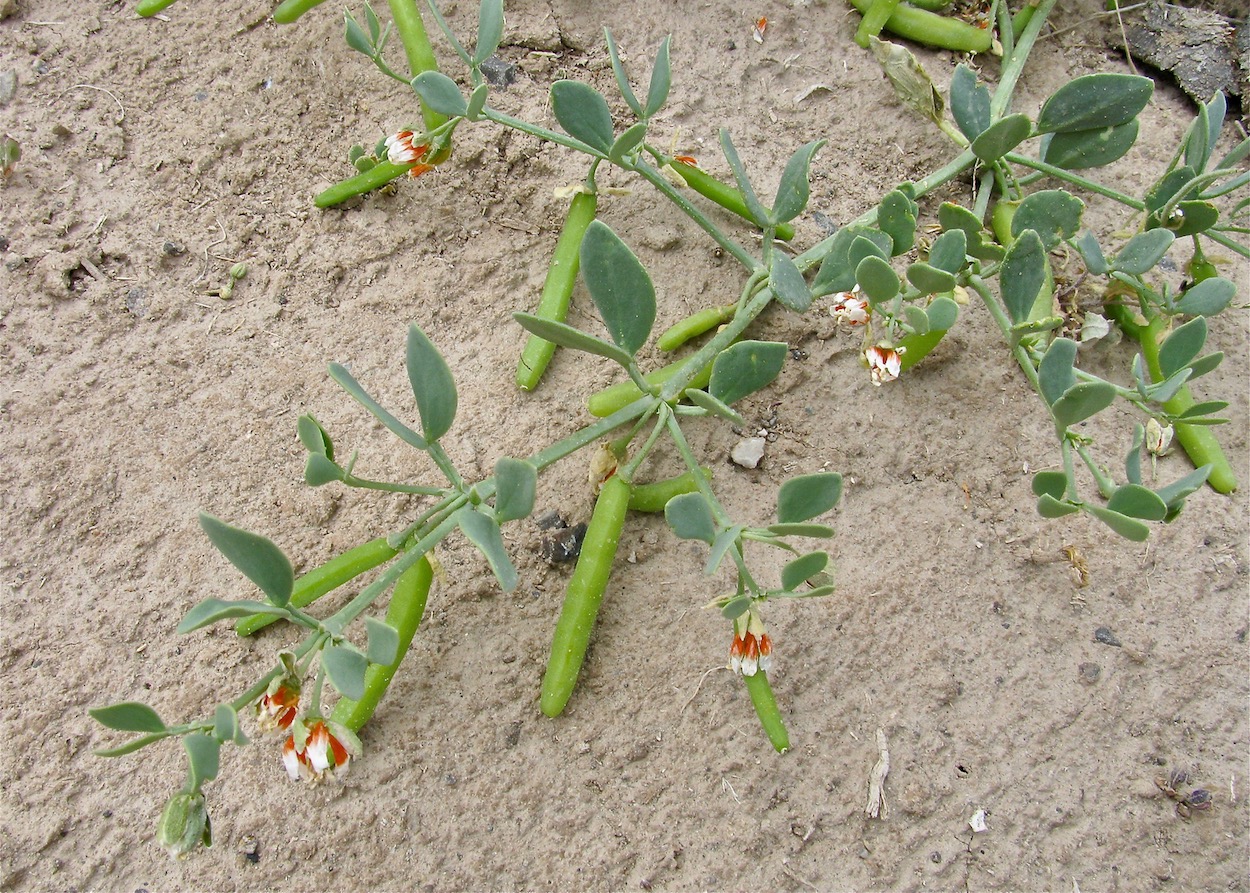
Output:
1,1,1247,890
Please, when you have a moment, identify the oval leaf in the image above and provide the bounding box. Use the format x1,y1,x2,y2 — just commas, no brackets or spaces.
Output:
456,508,518,592
1040,120,1139,170
856,255,900,304
1037,493,1080,518
1106,484,1168,521
878,189,918,255
1012,190,1085,251
198,513,293,607
411,71,468,117
906,261,956,295
213,704,243,744
1158,316,1207,380
950,63,990,140
1074,231,1108,275
709,340,788,406
928,228,968,274
999,229,1047,324
406,324,457,443
365,616,401,666
1037,73,1153,133
1167,200,1219,238
970,114,1032,163
1038,337,1078,405
493,457,538,523
297,414,334,458
772,140,825,225
323,642,369,702
1112,229,1174,275
781,551,829,592
305,453,346,487
1031,469,1069,500
1082,504,1150,541
184,732,220,788
580,220,656,356
777,472,842,524
665,492,716,544
770,253,812,312
550,80,614,154
925,295,959,332
1175,277,1235,316
1051,381,1117,428
90,702,168,734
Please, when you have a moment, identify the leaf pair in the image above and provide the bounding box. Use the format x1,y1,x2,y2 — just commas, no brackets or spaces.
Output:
719,131,824,231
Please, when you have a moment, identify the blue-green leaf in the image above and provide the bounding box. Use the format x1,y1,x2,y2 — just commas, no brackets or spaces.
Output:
580,220,656,356
297,414,334,459
411,71,468,117
781,551,829,592
709,340,788,405
407,324,457,443
704,526,744,575
1083,503,1150,541
927,228,967,274
472,0,505,66
603,29,644,118
199,513,294,607
1158,316,1207,380
512,313,634,368
1106,484,1168,521
304,453,345,487
777,473,842,523
213,704,244,745
609,121,648,165
925,295,959,331
177,598,286,634
970,113,1032,162
770,252,812,312
329,363,428,452
1037,493,1080,518
1166,200,1219,237
665,492,716,544
766,522,835,538
906,261,956,295
683,388,745,426
1040,121,1139,169
550,80,614,155
1037,73,1153,133
493,457,537,523
184,733,220,789
719,129,770,228
999,229,1047,324
949,63,990,140
90,702,168,734
1012,190,1085,251
1175,277,1235,316
856,255,900,304
878,189,918,255
323,642,368,701
1112,229,1174,275
772,140,825,225
1038,337,1078,405
644,36,672,118
456,508,518,591
1031,469,1069,500
365,617,400,666
1051,381,1116,428
1074,231,1108,274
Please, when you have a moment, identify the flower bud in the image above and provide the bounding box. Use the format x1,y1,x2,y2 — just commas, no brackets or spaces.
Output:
155,790,210,859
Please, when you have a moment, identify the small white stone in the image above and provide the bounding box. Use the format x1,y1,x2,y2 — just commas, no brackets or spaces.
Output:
731,437,767,469
969,808,988,833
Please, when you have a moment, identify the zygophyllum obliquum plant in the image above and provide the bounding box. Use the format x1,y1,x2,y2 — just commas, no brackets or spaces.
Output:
93,0,1246,857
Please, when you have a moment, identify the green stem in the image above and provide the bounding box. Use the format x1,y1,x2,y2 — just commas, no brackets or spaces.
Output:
343,472,445,495
386,0,447,134
620,405,672,481
1075,443,1117,498
992,0,1057,118
664,411,732,526
1003,153,1145,209
481,107,604,159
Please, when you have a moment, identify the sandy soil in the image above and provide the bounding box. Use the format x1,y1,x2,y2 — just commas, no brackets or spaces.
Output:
1,1,1247,890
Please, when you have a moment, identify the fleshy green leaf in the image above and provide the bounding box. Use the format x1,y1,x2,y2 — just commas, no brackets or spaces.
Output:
406,324,457,443
1083,504,1150,541
329,363,428,452
580,220,656,357
709,340,787,405
849,232,892,267
1051,381,1116,428
1038,337,1078,405
411,71,468,117
213,704,244,745
1125,424,1144,485
1040,121,1139,169
705,526,744,575
456,508,518,591
938,202,983,240
323,642,369,701
643,36,672,117
472,0,505,66
720,596,752,620
1146,166,1197,215
304,453,345,487
1112,229,1174,275
177,598,285,634
665,492,716,544
925,295,959,331
927,228,967,274
1155,465,1212,509
609,121,648,165
811,228,860,295
493,457,537,523
949,63,990,140
1175,277,1235,316
198,513,294,607
550,80,614,154
1037,494,1080,518
1031,469,1069,500
718,130,771,228
781,551,829,592
1106,484,1168,521
603,29,644,118
1183,352,1222,381
90,702,168,734
1036,73,1154,133
856,255,900,304
184,733,220,788
683,388,745,425
365,617,400,666
906,261,956,295
878,189,918,255
466,83,489,121
999,229,1047,324
772,140,825,225
1074,231,1108,275
1158,316,1207,380
902,304,929,334
1166,200,1219,237
777,473,842,524
297,414,334,459
770,253,812,312
1011,190,1085,251
344,11,374,56
512,313,634,368
766,522,835,538
970,114,1032,162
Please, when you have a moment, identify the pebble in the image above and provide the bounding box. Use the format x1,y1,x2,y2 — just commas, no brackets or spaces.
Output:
480,55,516,88
0,70,16,106
1094,626,1122,647
730,436,766,469
1078,662,1101,684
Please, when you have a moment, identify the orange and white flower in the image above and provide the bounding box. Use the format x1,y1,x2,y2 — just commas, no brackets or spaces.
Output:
256,679,300,732
864,344,904,386
729,608,773,676
282,719,361,783
830,286,870,328
384,130,435,177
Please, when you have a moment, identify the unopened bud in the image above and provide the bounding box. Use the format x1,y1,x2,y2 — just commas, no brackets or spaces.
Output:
1146,418,1173,456
155,790,211,859
229,262,248,281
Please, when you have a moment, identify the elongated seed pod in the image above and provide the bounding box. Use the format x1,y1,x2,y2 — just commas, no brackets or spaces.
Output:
669,162,796,242
743,670,790,753
314,161,419,208
235,537,398,636
273,0,329,23
331,555,434,732
540,475,631,717
586,354,714,417
136,0,179,14
627,468,711,513
517,191,599,390
843,0,993,53
656,305,736,352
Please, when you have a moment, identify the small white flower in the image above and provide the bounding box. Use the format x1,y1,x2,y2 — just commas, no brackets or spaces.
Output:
864,345,903,386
